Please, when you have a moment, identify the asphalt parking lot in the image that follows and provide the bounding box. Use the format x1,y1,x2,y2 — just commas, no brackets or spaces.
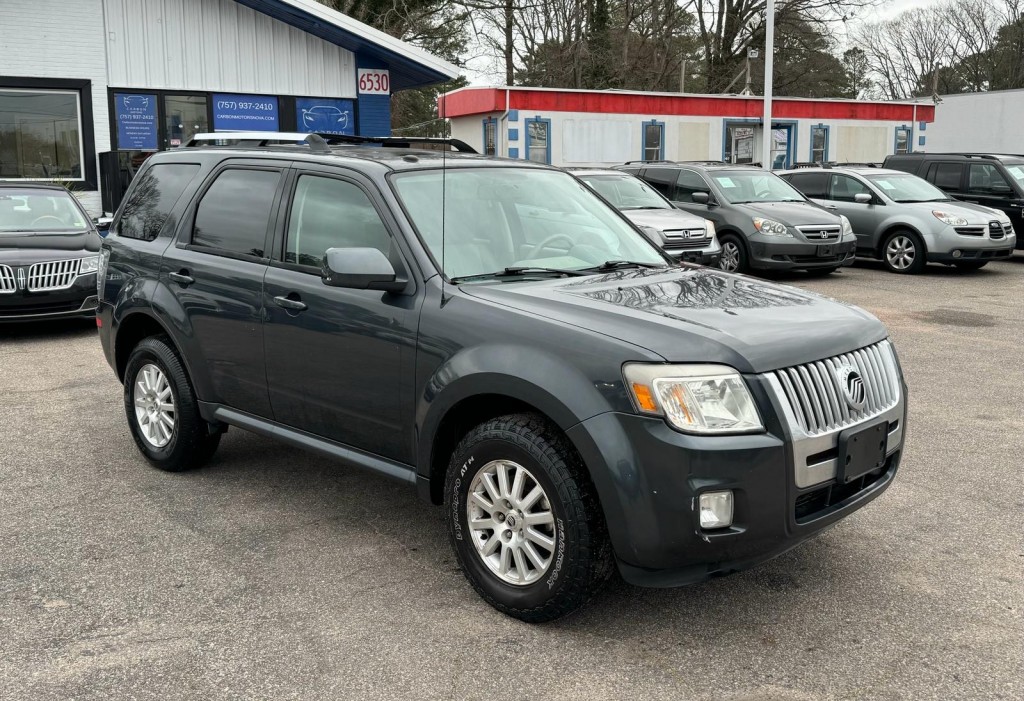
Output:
1,257,1022,701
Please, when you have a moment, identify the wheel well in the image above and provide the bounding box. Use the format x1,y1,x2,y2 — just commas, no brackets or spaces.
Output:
428,394,545,505
115,314,169,380
876,225,922,258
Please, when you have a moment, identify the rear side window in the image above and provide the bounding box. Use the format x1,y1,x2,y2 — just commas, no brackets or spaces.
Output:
786,172,828,199
927,163,964,191
643,168,677,198
192,169,281,257
674,169,710,202
284,175,390,267
118,164,200,241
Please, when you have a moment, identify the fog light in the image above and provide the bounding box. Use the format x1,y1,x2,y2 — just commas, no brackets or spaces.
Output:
952,250,962,258
699,490,734,529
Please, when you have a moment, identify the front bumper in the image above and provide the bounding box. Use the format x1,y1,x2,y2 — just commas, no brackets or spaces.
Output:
567,378,906,587
0,274,98,322
927,247,1014,263
670,249,721,266
747,234,856,270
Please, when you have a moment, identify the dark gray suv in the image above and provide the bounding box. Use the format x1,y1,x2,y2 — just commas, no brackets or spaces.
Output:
619,162,856,275
97,134,907,622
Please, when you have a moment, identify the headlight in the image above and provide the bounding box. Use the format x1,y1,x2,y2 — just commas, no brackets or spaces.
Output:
79,255,99,274
623,363,764,434
840,215,854,237
752,217,792,236
704,219,717,240
932,210,969,226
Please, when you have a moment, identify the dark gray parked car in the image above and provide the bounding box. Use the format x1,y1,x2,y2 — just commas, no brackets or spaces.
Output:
97,135,907,622
618,162,856,275
780,167,1016,273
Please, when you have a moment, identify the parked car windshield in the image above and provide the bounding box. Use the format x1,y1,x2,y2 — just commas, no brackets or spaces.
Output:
575,174,671,211
0,189,89,233
710,172,806,204
392,167,666,279
1002,161,1024,188
865,174,950,203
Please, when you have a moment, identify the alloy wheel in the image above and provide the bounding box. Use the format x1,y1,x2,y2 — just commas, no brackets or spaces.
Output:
133,363,176,448
466,459,558,586
720,241,740,272
886,235,916,270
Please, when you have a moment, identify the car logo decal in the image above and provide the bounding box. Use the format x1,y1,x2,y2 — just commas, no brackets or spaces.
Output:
16,267,26,290
837,364,867,411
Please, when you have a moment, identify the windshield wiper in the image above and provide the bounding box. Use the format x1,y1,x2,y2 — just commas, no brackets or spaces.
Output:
450,266,590,283
622,205,668,210
582,260,664,272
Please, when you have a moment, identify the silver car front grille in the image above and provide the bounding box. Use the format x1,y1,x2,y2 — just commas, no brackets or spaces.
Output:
989,221,1005,240
0,264,15,294
662,228,708,250
27,259,81,292
796,225,840,241
768,340,901,436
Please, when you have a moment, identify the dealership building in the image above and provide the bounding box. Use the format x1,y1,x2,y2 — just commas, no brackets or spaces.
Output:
440,86,936,169
0,0,459,215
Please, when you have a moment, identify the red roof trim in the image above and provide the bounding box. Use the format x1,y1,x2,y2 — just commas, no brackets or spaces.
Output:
439,88,935,122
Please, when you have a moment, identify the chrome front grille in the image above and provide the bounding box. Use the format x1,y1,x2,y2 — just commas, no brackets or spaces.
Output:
27,259,80,292
955,226,984,236
662,228,708,250
796,225,840,241
768,341,901,436
989,221,1005,239
0,264,15,294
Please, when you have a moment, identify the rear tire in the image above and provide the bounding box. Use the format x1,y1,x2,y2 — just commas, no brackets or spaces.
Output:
882,230,926,274
444,413,612,622
954,261,988,271
718,234,749,274
123,336,221,472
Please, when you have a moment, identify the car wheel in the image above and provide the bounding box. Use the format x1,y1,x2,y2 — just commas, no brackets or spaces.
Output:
123,335,221,472
444,413,613,622
882,230,926,274
954,261,988,271
718,235,748,273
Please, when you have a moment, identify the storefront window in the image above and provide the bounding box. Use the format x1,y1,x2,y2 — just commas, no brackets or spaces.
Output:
0,89,83,180
164,95,209,148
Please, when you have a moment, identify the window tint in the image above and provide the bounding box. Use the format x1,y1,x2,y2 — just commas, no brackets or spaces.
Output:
643,167,677,198
118,163,200,240
674,169,710,202
928,163,964,191
284,175,390,267
192,169,281,256
967,163,1012,195
787,172,828,199
828,174,872,202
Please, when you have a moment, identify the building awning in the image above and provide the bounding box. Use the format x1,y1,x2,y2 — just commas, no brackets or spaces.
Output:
236,0,461,90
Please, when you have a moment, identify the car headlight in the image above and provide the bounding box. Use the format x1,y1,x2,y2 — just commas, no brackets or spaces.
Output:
932,210,969,227
705,219,717,240
752,217,792,237
79,255,99,274
623,363,764,434
840,215,854,238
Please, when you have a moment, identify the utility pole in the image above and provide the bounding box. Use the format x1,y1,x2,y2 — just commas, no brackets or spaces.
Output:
680,58,686,93
760,0,775,171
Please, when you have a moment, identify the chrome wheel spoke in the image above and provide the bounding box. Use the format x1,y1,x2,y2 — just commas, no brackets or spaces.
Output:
526,527,555,550
133,363,176,449
524,510,553,527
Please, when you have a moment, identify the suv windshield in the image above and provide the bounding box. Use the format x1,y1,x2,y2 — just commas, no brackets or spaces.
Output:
866,174,949,203
0,189,89,233
392,168,666,279
1003,161,1024,188
710,172,805,204
576,174,671,211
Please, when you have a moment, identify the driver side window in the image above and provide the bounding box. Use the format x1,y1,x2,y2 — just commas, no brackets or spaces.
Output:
828,174,871,203
284,175,390,268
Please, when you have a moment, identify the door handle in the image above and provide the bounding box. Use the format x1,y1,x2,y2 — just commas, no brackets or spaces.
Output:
168,271,194,286
273,294,307,312
823,205,838,210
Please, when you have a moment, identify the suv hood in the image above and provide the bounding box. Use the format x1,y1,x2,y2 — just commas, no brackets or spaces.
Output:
739,200,839,226
621,207,707,231
460,266,887,373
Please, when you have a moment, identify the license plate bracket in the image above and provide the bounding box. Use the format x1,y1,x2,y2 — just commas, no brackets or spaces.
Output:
837,420,889,484
817,243,835,257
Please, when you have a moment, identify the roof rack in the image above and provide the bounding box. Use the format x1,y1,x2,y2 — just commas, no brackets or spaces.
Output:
622,159,676,165
316,133,477,153
182,132,478,154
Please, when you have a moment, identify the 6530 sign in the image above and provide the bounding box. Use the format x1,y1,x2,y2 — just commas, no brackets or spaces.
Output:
357,68,390,95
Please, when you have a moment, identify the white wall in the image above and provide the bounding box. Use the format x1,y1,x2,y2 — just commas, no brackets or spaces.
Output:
928,91,1024,153
104,0,357,98
0,0,108,214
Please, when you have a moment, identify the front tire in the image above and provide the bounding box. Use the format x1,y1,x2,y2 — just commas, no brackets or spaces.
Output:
123,336,221,472
444,414,612,622
718,234,749,273
882,230,926,274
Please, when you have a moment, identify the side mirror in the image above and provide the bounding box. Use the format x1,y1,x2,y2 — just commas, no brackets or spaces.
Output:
854,193,872,204
692,191,711,205
321,247,405,293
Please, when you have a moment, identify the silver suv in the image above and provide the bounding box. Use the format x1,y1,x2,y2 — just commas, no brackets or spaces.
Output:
569,168,721,265
780,167,1017,273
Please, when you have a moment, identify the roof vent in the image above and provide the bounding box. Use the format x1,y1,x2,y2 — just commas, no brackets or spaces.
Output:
402,154,420,163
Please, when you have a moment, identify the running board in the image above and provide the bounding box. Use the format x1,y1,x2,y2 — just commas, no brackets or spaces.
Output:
205,404,416,485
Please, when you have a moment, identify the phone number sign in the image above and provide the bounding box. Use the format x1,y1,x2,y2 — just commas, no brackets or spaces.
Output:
357,68,390,95
212,94,279,132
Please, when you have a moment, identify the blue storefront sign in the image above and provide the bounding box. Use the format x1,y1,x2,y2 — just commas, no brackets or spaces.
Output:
114,93,158,151
296,97,355,135
212,93,279,132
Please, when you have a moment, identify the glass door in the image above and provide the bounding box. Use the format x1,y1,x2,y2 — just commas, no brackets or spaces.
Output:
164,95,208,148
770,125,791,169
